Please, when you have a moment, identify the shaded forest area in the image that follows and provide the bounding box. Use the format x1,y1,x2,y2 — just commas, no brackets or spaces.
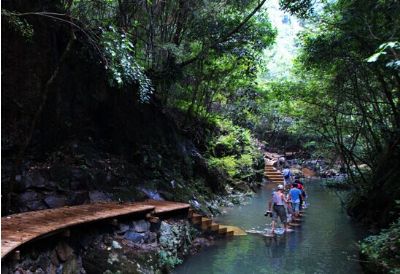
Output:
2,0,400,272
2,0,272,216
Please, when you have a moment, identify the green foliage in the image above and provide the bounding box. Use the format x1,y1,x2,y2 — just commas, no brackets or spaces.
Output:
100,26,153,102
2,9,34,39
360,218,400,273
158,250,183,269
208,156,238,177
279,0,315,18
158,222,194,270
367,41,400,70
206,117,259,179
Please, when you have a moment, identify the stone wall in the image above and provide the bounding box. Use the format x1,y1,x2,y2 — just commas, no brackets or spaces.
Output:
2,217,213,274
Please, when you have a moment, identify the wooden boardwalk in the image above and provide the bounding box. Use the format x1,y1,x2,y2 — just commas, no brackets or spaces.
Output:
1,200,190,259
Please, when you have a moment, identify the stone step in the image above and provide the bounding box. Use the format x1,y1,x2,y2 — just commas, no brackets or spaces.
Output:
269,180,284,183
218,227,228,234
191,213,202,224
201,217,212,230
264,172,282,176
210,223,219,232
225,230,234,236
265,175,283,178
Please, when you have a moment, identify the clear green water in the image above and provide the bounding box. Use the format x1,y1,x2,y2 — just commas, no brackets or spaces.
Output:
174,181,365,274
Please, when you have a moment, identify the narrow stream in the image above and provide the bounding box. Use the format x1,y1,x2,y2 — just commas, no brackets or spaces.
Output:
174,180,365,274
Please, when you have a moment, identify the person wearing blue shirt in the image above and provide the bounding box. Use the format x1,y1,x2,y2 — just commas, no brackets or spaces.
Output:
282,166,292,187
289,183,302,217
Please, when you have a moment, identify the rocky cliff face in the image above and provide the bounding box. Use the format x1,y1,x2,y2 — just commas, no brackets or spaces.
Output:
2,4,254,215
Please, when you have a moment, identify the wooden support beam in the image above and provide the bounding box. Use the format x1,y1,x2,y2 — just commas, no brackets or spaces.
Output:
147,216,160,223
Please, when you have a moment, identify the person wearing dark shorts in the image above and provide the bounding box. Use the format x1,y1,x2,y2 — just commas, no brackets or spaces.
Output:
268,184,292,233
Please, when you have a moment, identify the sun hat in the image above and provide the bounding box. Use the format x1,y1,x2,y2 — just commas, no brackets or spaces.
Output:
277,184,284,190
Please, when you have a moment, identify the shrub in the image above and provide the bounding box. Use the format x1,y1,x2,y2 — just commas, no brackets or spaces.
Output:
360,217,400,273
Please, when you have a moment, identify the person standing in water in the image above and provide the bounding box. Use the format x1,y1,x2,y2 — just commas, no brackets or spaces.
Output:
289,183,302,218
282,166,292,187
267,184,292,233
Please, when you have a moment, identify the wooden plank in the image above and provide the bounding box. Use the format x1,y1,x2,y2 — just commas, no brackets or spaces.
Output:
1,200,188,259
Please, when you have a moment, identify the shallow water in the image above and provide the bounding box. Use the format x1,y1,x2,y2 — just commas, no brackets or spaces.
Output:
174,180,365,274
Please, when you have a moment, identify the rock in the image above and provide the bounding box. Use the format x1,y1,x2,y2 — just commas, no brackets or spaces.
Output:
233,181,251,192
20,190,39,201
159,221,172,237
112,241,122,249
44,196,67,208
55,242,74,262
132,220,150,233
30,172,47,189
116,224,130,234
18,191,46,211
70,168,88,182
89,191,111,202
140,188,163,200
146,232,157,243
124,231,146,243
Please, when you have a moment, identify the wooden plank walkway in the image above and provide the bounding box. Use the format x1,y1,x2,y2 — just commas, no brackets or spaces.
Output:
1,200,190,259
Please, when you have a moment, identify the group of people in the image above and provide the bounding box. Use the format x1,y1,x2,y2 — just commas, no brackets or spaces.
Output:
266,176,307,234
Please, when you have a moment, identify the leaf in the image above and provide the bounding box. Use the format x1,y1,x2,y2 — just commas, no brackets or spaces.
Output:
367,52,386,63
